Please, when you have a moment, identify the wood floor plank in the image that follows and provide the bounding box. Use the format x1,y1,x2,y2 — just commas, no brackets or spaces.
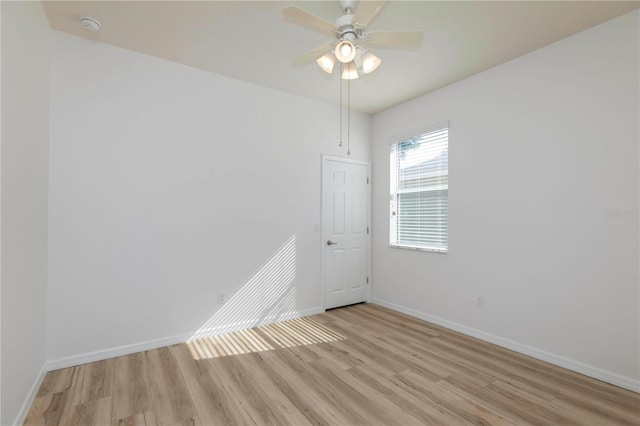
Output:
250,351,334,425
487,380,580,425
393,369,515,426
23,303,640,426
171,343,245,426
345,365,461,425
441,374,582,425
308,357,423,425
207,354,285,425
67,396,112,426
113,410,160,426
406,336,575,401
339,304,442,340
35,391,74,426
267,348,370,424
36,368,77,397
22,395,52,426
550,396,638,426
552,389,639,425
145,347,200,426
327,319,412,375
112,352,153,422
432,334,635,411
301,341,364,371
70,359,115,406
238,352,313,426
282,342,322,363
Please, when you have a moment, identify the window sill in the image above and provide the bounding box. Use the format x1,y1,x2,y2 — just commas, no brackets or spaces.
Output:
389,244,448,254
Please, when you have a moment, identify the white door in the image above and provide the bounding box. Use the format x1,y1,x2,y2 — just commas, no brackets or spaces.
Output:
322,156,370,310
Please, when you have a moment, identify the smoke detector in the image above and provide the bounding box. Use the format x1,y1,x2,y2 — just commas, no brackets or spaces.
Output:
80,16,101,32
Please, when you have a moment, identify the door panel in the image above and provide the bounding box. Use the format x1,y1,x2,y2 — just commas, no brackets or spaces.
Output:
348,247,363,290
351,193,363,236
332,192,345,235
327,248,345,293
323,158,370,310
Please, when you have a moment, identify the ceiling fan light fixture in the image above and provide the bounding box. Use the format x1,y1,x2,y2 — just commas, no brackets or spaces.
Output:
341,62,359,80
316,52,336,73
362,52,381,74
335,40,356,63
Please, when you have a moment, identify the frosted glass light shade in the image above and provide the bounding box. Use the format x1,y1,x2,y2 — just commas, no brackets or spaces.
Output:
335,40,356,63
316,52,335,73
341,62,359,80
362,52,381,74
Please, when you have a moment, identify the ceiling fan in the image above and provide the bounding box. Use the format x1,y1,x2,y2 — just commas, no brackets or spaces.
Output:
283,0,423,80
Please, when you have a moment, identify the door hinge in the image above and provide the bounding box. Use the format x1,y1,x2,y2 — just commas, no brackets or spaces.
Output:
366,277,369,284
367,177,369,184
366,226,369,234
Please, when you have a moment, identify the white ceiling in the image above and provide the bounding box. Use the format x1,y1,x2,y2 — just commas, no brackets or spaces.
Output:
42,1,638,114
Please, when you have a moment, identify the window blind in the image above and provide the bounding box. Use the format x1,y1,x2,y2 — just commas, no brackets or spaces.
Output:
390,126,448,252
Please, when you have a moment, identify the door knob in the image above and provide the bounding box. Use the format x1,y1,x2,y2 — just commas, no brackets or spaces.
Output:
327,240,338,246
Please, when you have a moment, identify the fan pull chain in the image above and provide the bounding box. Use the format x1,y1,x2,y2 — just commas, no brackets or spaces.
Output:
339,63,343,148
347,75,351,156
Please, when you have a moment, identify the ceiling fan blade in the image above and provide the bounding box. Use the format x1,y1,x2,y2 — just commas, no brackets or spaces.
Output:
353,1,388,27
292,43,334,67
283,6,336,35
366,31,423,49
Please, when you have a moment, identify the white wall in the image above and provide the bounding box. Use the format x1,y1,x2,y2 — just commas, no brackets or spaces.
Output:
372,10,639,390
1,1,50,424
47,31,370,363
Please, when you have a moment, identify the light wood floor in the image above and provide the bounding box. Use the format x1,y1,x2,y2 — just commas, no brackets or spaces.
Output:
25,303,639,425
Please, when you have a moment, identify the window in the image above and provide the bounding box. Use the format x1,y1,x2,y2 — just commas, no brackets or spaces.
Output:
390,123,448,252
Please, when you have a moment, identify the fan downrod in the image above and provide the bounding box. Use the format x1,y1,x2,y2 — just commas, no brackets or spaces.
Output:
339,0,358,14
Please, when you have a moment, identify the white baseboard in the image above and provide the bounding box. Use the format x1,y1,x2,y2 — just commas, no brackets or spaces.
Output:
47,306,324,371
371,298,640,393
46,332,188,371
13,363,47,426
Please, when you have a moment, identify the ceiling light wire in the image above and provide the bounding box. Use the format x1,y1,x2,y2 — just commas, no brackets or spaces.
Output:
339,62,343,148
347,75,351,156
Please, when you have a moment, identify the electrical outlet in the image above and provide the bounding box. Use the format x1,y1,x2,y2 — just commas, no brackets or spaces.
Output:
217,293,225,304
477,296,484,308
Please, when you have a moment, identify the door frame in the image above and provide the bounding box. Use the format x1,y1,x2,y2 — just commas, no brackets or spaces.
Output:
320,154,372,310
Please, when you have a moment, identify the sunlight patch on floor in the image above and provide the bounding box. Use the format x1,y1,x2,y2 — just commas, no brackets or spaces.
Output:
187,317,345,359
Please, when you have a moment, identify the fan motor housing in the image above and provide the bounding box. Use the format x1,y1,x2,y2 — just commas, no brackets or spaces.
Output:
335,14,358,40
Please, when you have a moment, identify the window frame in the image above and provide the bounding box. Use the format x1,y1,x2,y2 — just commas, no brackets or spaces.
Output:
388,121,449,254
